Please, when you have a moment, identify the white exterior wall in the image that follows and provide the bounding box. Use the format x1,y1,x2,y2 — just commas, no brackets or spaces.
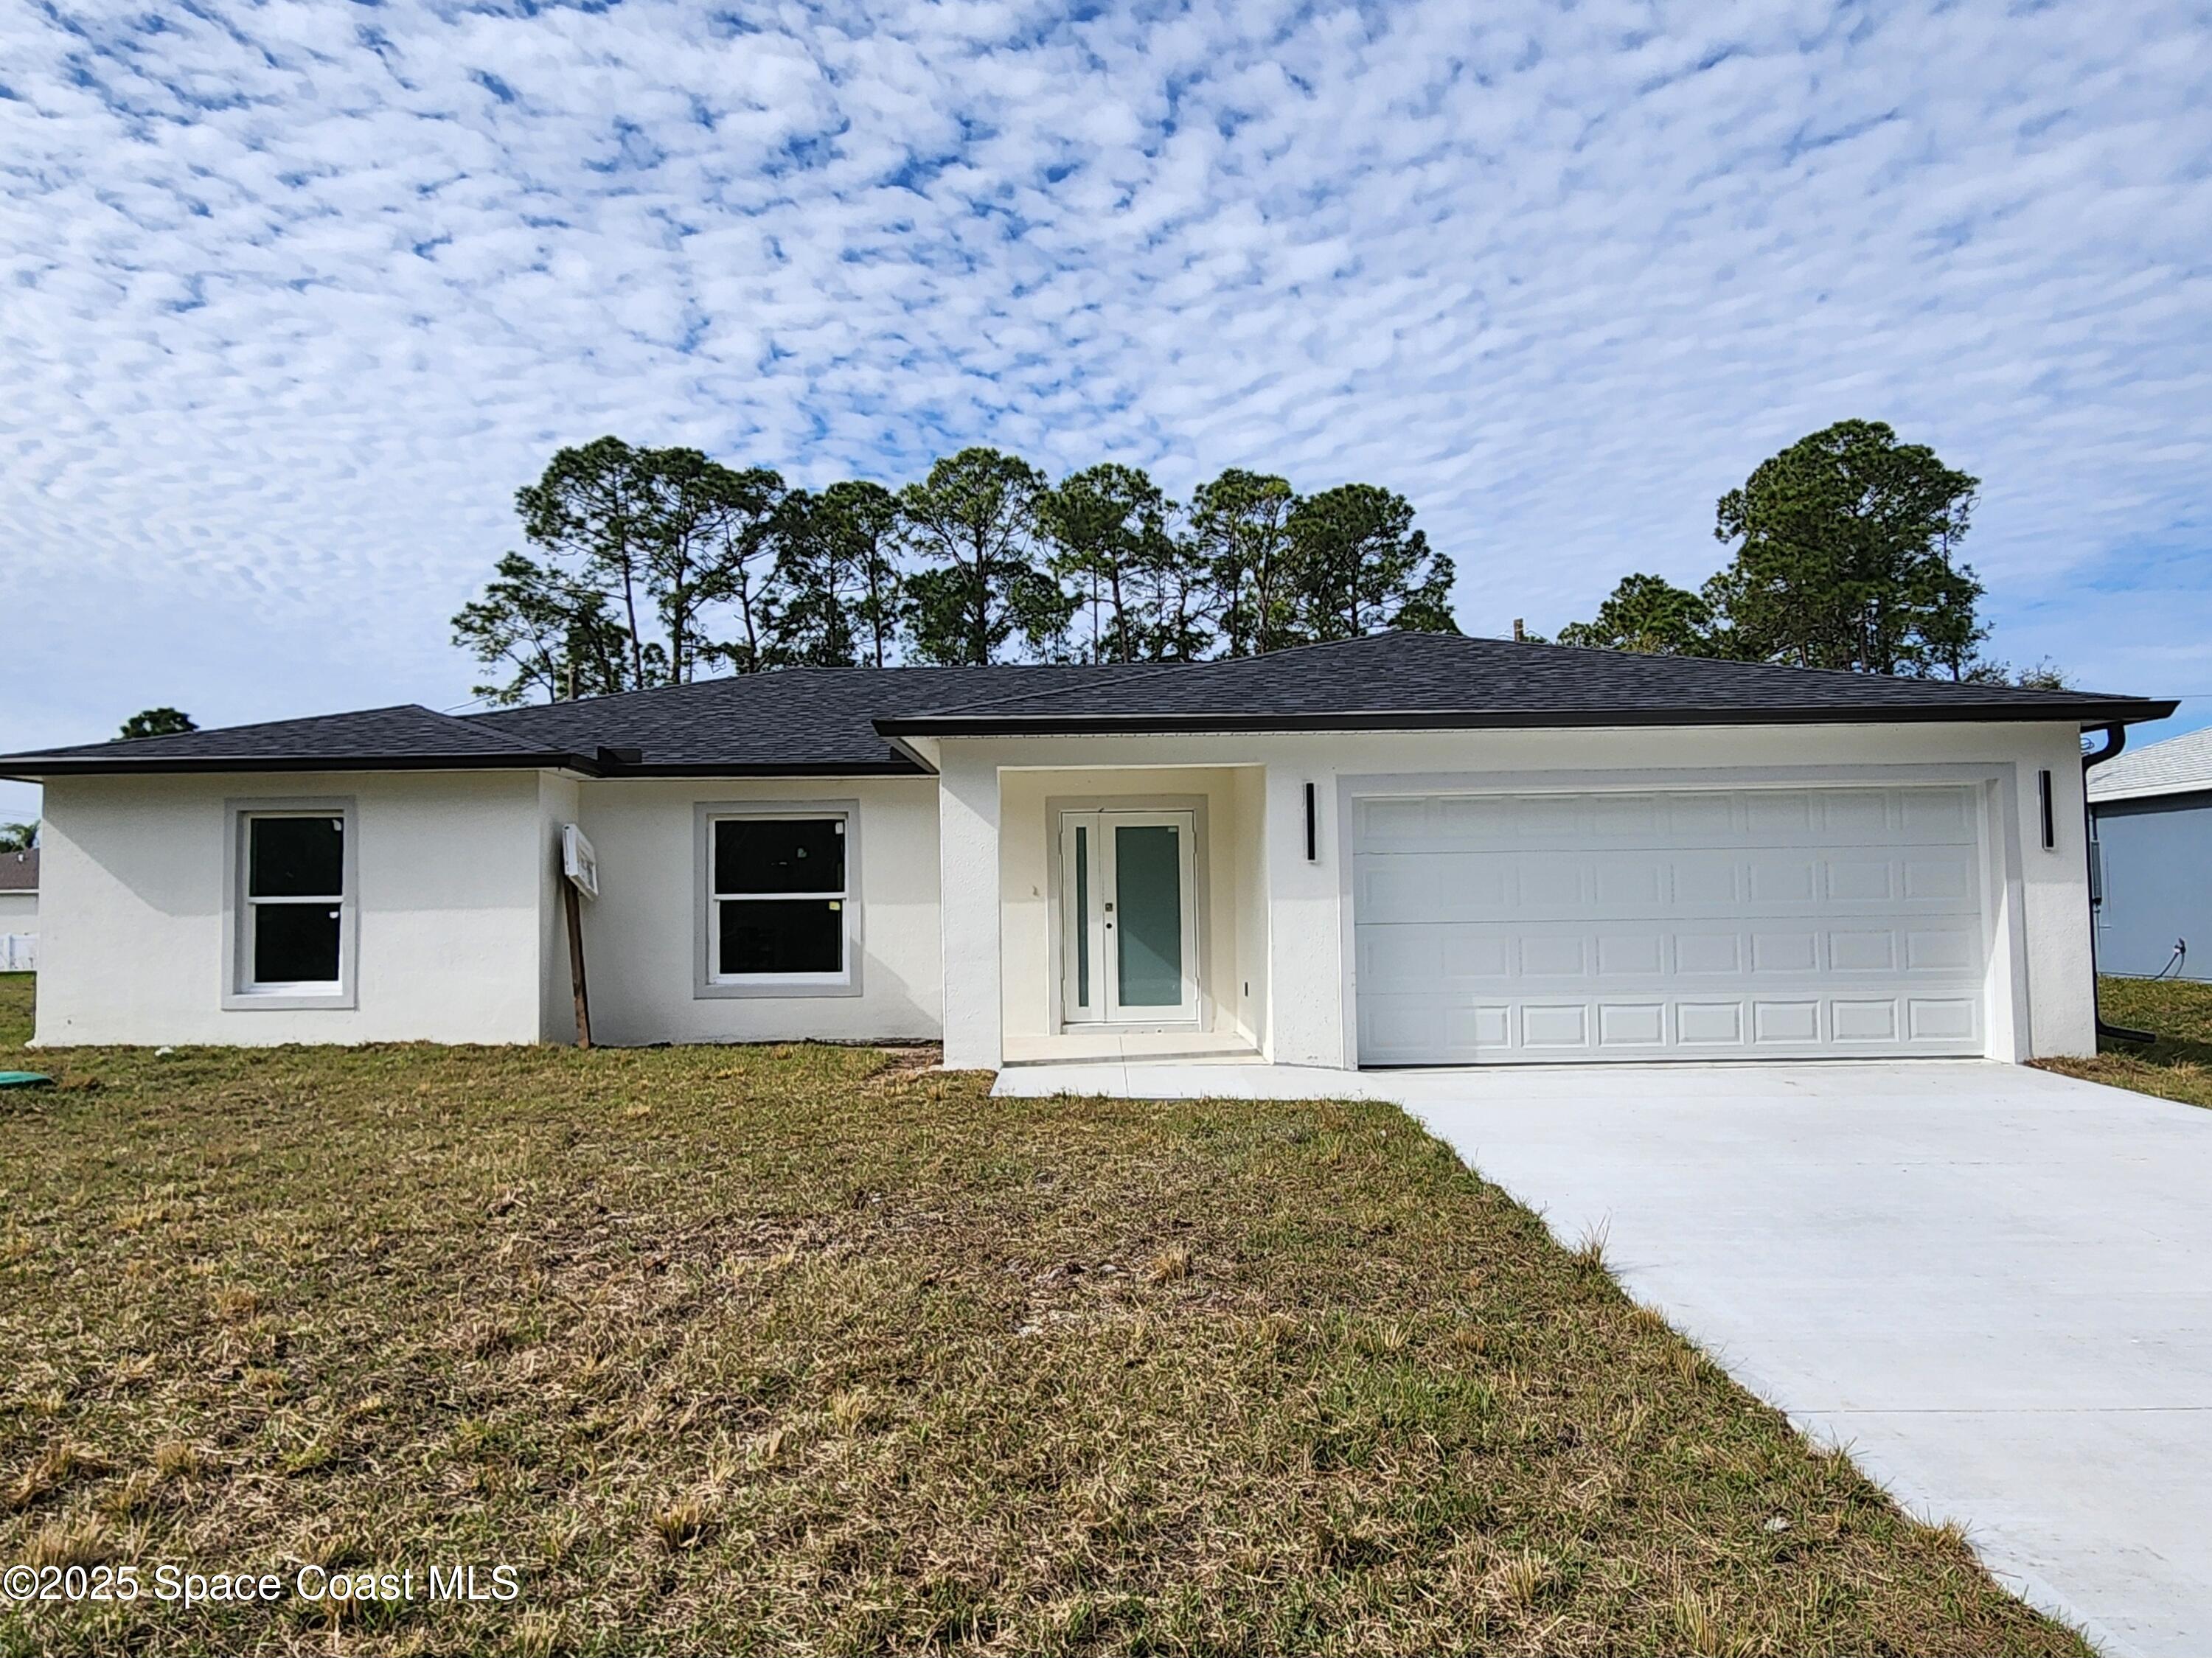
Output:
570,775,941,1047
537,773,582,1042
35,772,551,1045
1230,765,1270,1048
937,752,1001,1069
0,891,35,924
933,722,2097,1069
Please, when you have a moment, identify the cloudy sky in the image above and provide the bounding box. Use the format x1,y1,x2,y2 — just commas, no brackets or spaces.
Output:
4,0,2209,820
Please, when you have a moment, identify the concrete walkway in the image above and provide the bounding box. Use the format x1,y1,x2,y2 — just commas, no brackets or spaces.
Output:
995,1059,2212,1657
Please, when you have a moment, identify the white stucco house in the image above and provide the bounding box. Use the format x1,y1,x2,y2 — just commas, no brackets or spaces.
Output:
0,846,35,971
0,633,2174,1068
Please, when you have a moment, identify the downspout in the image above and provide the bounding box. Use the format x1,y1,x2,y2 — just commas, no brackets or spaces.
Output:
2081,724,2154,1045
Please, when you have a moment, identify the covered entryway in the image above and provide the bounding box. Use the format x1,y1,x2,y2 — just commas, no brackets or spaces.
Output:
1352,783,1993,1063
987,764,1270,1067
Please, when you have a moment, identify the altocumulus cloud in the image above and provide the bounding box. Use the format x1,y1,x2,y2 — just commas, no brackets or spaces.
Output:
2,0,2210,782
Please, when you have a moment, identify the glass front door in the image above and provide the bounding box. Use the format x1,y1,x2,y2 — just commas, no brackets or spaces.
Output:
1059,809,1199,1025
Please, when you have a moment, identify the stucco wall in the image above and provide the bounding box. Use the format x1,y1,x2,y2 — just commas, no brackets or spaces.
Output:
537,773,582,1042
996,765,1253,1041
1230,765,1269,1048
0,891,35,925
2092,792,2212,980
935,722,2097,1068
569,775,942,1046
35,771,549,1045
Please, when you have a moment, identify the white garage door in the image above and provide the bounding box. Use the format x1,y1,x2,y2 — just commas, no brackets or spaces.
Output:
1352,784,1989,1064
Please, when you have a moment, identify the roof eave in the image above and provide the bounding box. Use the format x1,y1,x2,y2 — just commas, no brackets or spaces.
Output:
602,759,931,779
2090,779,2212,807
876,699,2178,739
0,753,936,782
0,751,606,781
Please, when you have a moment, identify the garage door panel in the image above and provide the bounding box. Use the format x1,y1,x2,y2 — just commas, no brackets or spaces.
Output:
1677,1001,1744,1045
1906,927,1978,972
1909,997,1978,1040
1358,787,1978,854
1832,999,1902,1042
1359,915,1981,992
1596,933,1665,976
1352,784,1989,1064
1750,930,1820,974
1354,992,1985,1064
1597,1003,1667,1046
1753,1000,1823,1043
1828,930,1897,972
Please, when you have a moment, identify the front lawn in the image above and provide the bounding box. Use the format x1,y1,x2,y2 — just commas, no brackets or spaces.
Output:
0,976,2080,1655
2037,974,2212,1110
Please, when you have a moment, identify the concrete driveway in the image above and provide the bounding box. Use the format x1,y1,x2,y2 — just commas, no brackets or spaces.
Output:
996,1059,2212,1657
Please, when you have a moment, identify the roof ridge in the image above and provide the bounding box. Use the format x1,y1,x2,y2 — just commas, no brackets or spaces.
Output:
1495,631,2127,700
462,661,1148,726
905,633,1443,717
909,655,1204,716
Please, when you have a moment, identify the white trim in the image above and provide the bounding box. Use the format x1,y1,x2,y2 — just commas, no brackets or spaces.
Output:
693,799,863,1000
222,797,358,1011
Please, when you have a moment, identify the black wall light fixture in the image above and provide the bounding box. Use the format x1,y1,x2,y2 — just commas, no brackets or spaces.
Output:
2038,768,2056,850
1304,782,1318,861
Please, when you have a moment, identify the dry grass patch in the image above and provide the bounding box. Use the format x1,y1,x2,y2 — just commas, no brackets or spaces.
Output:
2038,975,2212,1109
0,972,2084,1654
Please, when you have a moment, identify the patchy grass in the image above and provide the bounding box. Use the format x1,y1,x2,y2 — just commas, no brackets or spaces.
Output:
0,975,31,1051
2038,975,2212,1110
0,985,2083,1654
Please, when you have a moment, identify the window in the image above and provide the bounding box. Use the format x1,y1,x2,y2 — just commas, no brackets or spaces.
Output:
701,807,859,994
226,801,355,1008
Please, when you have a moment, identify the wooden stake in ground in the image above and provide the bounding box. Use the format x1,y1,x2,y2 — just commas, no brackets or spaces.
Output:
563,878,591,1049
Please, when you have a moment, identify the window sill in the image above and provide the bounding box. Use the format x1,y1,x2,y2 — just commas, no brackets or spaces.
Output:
220,986,357,1013
695,973,860,1000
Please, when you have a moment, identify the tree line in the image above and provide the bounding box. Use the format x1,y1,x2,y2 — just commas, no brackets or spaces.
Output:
1553,419,2059,685
453,418,2051,703
451,441,1458,703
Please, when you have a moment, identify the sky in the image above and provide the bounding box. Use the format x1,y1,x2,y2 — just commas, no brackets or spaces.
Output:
4,0,2210,824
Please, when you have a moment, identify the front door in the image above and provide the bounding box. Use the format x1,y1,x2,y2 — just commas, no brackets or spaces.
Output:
1059,809,1199,1025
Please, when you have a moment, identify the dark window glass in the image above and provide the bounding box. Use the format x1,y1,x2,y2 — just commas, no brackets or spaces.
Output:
254,904,341,983
1074,823,1089,1007
718,899,842,975
250,816,343,897
714,818,844,895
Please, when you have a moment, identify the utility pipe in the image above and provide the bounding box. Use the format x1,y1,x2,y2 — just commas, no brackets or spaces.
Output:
2081,724,2153,1046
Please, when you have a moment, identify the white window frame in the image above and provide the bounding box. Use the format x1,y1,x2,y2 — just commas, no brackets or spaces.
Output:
222,797,359,1011
694,800,863,999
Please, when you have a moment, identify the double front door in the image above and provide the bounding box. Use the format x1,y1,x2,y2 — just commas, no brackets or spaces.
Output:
1059,809,1198,1025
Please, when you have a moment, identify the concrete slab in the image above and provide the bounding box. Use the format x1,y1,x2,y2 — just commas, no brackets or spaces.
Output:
992,1058,2212,1657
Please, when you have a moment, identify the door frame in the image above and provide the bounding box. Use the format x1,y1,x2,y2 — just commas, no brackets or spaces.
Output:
1047,793,1210,1031
1335,762,2025,1070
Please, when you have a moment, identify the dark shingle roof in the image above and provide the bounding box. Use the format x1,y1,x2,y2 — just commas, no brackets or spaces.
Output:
0,705,576,776
462,664,1167,773
877,632,2174,735
0,849,35,893
0,635,2174,780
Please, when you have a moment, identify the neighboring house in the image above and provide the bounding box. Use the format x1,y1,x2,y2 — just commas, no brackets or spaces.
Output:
0,846,35,971
0,633,2174,1066
2087,725,2212,981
